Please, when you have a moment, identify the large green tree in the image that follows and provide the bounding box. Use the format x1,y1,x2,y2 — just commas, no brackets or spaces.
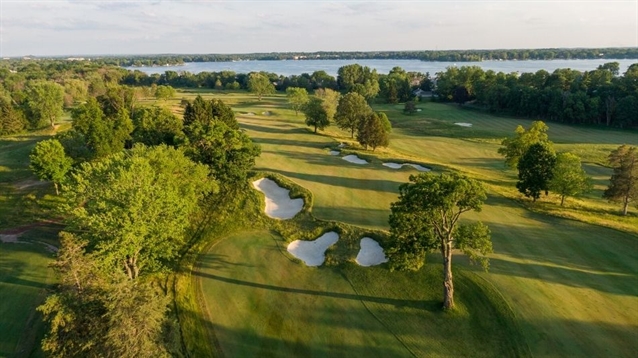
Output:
62,144,214,280
315,88,341,121
516,143,556,201
357,112,389,151
29,139,73,195
337,64,380,100
603,145,637,215
247,73,275,101
285,87,310,116
334,92,372,138
302,97,329,133
498,121,552,168
549,152,592,206
0,96,26,135
26,81,65,128
131,106,183,146
154,85,176,101
388,173,492,310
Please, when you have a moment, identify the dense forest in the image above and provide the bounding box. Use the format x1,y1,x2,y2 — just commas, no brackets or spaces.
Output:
9,47,638,67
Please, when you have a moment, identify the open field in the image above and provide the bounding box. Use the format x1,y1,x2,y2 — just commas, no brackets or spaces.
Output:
190,92,638,357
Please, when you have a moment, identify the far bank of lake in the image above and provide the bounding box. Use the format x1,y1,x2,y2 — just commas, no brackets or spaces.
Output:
126,58,638,77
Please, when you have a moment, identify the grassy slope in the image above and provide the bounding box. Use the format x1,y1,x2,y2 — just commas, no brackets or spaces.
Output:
0,130,63,357
197,230,524,357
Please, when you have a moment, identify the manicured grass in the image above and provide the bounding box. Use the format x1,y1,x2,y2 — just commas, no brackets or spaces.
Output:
191,92,637,357
196,230,526,357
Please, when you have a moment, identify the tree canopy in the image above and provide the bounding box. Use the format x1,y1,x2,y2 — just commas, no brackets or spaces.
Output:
356,112,389,151
285,87,310,116
549,152,592,206
29,139,73,195
516,142,557,201
334,92,372,138
498,121,552,168
247,72,275,101
603,145,637,215
302,97,330,133
388,173,492,310
26,81,65,128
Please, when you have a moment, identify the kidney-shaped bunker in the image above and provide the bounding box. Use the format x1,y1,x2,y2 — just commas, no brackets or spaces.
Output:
252,178,304,220
287,232,339,266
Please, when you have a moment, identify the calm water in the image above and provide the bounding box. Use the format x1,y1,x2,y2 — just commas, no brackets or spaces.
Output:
126,59,638,77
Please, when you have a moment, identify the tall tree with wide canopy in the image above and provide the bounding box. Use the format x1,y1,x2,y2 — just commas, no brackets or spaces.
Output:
388,173,492,310
357,112,389,151
302,97,329,133
337,64,380,100
247,73,275,101
549,152,592,206
131,106,183,146
29,139,73,195
498,121,552,168
285,87,310,116
334,92,372,138
62,144,214,280
26,81,65,129
516,143,556,201
603,145,637,215
315,88,341,121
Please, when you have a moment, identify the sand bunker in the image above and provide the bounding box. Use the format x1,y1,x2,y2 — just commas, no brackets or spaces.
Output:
262,111,272,116
455,122,473,127
338,143,346,148
383,162,431,172
329,150,340,156
355,237,388,266
252,178,303,220
342,155,368,165
287,232,339,266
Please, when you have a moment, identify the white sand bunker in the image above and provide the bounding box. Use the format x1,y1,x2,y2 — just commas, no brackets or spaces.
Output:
356,237,388,266
287,232,339,266
252,178,303,220
455,122,473,127
338,143,346,148
329,150,340,156
342,155,368,165
383,162,431,172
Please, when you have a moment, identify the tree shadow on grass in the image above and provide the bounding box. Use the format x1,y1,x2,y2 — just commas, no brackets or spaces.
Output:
193,270,436,312
241,122,307,135
267,168,404,194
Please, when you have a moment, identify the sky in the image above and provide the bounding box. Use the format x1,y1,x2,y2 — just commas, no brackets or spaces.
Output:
0,0,636,57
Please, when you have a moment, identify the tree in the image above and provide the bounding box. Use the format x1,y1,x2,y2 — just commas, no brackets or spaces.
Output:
498,121,552,168
549,153,592,205
315,88,341,121
285,87,309,116
26,81,65,129
603,145,637,215
388,173,492,310
29,139,73,195
377,112,392,133
154,85,176,101
516,143,556,201
334,92,372,138
131,106,183,146
62,144,214,280
337,64,380,100
0,96,26,135
302,97,329,133
357,113,389,151
247,73,275,101
403,100,416,115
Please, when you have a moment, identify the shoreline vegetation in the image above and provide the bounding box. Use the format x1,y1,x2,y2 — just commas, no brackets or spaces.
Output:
5,47,638,67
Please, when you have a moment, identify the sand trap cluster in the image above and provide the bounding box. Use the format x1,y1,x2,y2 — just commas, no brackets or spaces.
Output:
329,150,340,156
342,155,368,165
454,122,473,127
355,237,388,266
383,162,430,172
252,178,304,220
287,232,339,266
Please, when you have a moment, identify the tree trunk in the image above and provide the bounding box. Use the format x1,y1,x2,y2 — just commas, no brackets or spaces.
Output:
622,196,629,216
350,127,355,138
560,195,565,206
314,125,317,133
442,244,454,310
54,182,59,196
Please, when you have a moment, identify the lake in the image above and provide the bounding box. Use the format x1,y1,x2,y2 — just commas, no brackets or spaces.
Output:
126,58,638,77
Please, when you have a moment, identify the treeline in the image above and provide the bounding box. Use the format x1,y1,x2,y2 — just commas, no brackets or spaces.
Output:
435,62,638,128
36,47,638,67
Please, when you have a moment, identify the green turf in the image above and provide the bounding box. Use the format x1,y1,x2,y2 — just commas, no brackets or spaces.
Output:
196,230,526,357
194,92,637,357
